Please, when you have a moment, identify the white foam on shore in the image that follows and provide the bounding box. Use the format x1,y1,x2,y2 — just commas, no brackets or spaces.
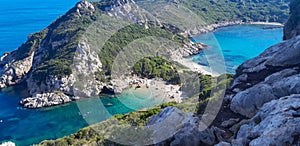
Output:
0,142,16,146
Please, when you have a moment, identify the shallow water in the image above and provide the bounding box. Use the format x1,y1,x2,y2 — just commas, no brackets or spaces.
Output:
0,1,167,145
0,86,165,146
0,0,284,145
191,25,283,73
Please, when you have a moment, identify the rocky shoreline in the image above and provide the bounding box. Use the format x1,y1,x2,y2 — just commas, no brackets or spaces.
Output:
0,0,285,110
182,21,244,37
145,6,300,145
182,21,284,37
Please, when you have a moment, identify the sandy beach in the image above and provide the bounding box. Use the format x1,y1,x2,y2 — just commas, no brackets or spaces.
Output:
176,21,284,77
175,57,219,77
247,22,284,26
171,47,218,76
116,21,284,103
126,78,183,103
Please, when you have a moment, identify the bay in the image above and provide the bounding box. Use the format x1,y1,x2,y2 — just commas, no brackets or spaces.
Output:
0,1,284,145
191,25,283,73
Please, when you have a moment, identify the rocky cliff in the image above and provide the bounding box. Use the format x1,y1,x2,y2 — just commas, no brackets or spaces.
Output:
35,0,298,145
0,0,208,108
0,1,98,108
150,0,300,145
1,0,288,109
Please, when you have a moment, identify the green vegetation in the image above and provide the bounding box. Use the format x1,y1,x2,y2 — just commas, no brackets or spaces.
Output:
32,59,73,81
99,23,186,76
29,0,289,145
138,0,289,24
39,74,233,145
39,102,176,146
132,57,180,84
30,5,97,82
7,0,289,84
176,0,289,23
11,29,48,61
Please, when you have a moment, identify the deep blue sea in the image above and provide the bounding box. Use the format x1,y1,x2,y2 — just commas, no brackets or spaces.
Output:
191,25,283,73
0,0,80,53
0,0,283,145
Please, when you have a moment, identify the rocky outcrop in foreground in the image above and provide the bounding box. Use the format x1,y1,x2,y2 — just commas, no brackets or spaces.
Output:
147,0,300,145
234,94,300,146
229,35,300,118
149,34,300,144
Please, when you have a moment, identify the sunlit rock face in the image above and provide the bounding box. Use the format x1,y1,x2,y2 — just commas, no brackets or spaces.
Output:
150,0,300,145
228,36,300,118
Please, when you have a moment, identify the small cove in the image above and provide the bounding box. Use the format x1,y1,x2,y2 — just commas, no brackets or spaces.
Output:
190,25,283,73
0,25,283,145
0,1,284,145
0,86,166,146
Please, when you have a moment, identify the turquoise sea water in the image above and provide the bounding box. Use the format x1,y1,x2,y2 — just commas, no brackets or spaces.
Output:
0,1,284,145
191,25,283,73
0,85,165,146
0,1,165,145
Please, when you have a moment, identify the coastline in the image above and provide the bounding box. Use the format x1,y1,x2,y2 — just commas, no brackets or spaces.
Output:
112,76,183,103
179,21,284,75
182,21,284,37
0,0,291,145
6,21,283,109
116,20,284,103
173,56,218,76
247,21,284,26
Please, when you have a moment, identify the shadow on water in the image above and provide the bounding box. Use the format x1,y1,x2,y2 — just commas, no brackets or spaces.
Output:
0,80,163,145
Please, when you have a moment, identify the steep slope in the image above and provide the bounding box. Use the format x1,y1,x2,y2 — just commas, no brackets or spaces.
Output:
35,0,300,146
148,0,300,145
228,0,300,118
0,0,290,109
219,1,300,145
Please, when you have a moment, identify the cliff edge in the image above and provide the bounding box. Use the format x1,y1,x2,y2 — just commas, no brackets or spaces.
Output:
0,0,289,109
37,0,300,146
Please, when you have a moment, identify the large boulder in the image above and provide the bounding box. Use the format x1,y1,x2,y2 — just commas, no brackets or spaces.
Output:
146,107,218,146
229,36,300,117
234,94,300,146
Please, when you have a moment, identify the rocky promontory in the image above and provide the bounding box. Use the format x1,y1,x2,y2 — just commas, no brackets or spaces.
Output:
0,0,291,110
34,0,299,145
0,0,208,108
